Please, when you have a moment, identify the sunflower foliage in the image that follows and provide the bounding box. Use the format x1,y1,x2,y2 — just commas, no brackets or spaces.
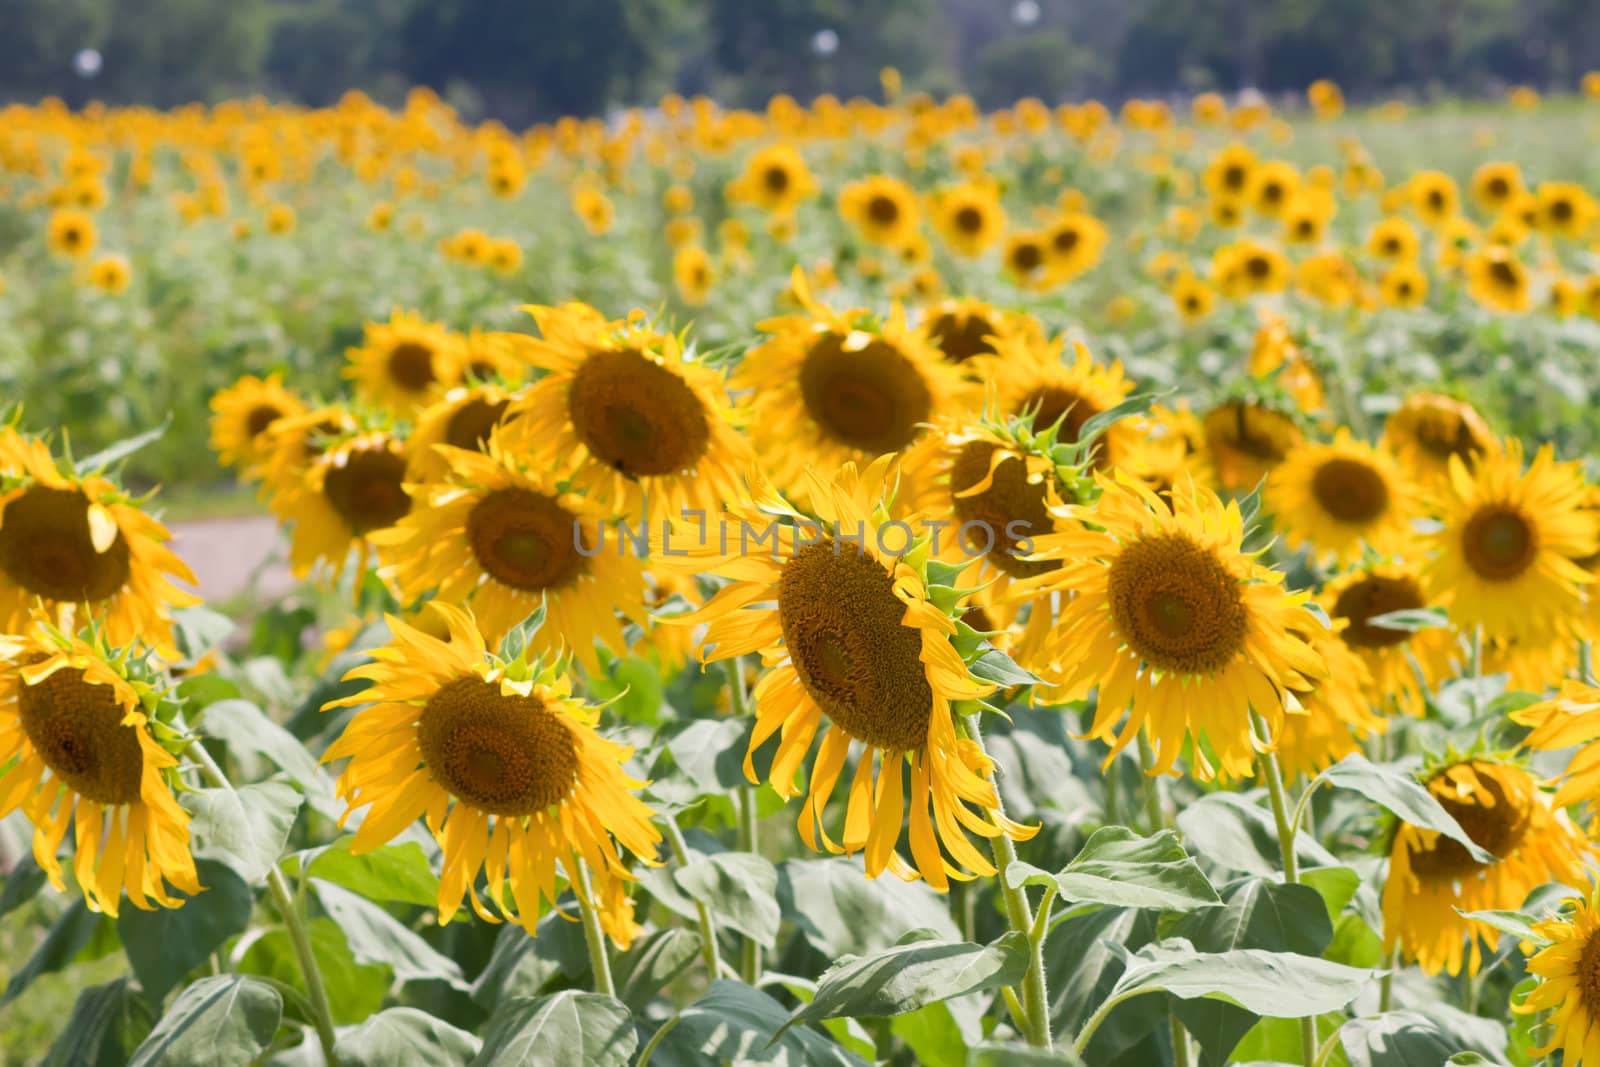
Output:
12,76,1600,1067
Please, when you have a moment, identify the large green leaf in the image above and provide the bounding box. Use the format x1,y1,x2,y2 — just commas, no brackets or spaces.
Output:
675,851,780,948
197,699,329,798
3,899,105,1004
1045,906,1166,1064
1176,792,1339,876
236,916,389,1024
334,1007,480,1067
298,836,440,909
118,859,253,1001
0,853,48,919
1007,827,1220,912
42,976,155,1067
1309,755,1492,862
967,1043,1087,1066
1338,1011,1506,1067
781,857,961,958
126,976,282,1067
613,927,702,1011
470,991,635,1067
661,979,869,1067
1106,938,1378,1017
662,716,751,794
469,910,590,1011
310,878,469,991
783,933,1028,1031
184,781,303,884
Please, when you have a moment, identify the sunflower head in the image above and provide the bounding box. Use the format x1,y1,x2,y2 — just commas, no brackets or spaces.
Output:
267,425,412,583
405,383,524,484
1514,890,1600,1065
1380,392,1498,488
1264,430,1418,566
840,174,920,247
1201,398,1303,492
209,373,307,473
343,310,466,416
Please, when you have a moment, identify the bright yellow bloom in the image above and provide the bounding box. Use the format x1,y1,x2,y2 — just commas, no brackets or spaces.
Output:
1265,431,1419,566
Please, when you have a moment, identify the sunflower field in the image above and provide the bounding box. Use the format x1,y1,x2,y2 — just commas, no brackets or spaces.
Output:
8,73,1600,1067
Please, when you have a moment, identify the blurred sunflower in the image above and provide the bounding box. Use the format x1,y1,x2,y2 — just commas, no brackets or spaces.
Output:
1378,263,1428,308
1042,212,1108,281
376,443,646,670
209,373,307,472
840,174,920,247
1382,756,1589,976
1170,274,1215,323
920,297,1014,365
1513,892,1600,1066
1202,143,1257,201
976,333,1133,469
673,245,714,306
738,271,959,496
929,182,1005,257
729,142,815,215
1468,161,1523,214
405,382,523,483
497,303,748,521
1320,562,1456,717
1202,399,1303,493
1422,441,1596,643
344,310,465,416
1366,217,1420,262
323,604,660,947
1001,231,1051,289
1410,171,1460,227
1512,681,1600,818
1264,431,1418,566
657,457,1034,890
267,429,412,582
1246,160,1300,217
46,208,96,259
1381,393,1498,489
1536,181,1597,240
0,429,197,653
85,254,130,293
1015,473,1326,780
1464,245,1531,312
0,619,199,916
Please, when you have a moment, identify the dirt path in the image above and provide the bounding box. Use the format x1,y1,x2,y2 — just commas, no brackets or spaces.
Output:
169,515,295,604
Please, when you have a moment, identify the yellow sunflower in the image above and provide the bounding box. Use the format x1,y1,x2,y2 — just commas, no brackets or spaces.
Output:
1001,231,1051,289
1469,161,1523,214
1382,757,1589,977
1015,472,1326,780
1115,403,1215,499
0,620,199,916
209,373,307,473
0,429,197,654
974,332,1133,469
1512,680,1600,819
496,303,748,522
1379,264,1428,308
1366,216,1420,262
920,298,1037,366
728,142,816,215
343,310,465,416
929,182,1006,257
1380,392,1498,489
1320,562,1457,717
1202,143,1257,201
1513,891,1600,1066
656,457,1035,890
1202,399,1303,493
1465,245,1531,313
47,208,97,259
1410,171,1461,227
266,429,413,583
1422,441,1596,644
737,272,961,498
406,383,525,484
1269,623,1385,784
375,443,646,671
673,245,714,306
1264,431,1419,566
840,174,920,248
1170,274,1215,323
323,604,660,947
86,254,130,293
1041,212,1108,282
254,405,360,496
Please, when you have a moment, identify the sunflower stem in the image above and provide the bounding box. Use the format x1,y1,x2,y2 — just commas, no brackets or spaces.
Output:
962,712,1051,1049
572,858,616,997
660,814,722,981
189,741,340,1067
1253,711,1313,1067
1136,733,1165,832
1170,1011,1192,1067
725,657,762,985
634,1015,680,1067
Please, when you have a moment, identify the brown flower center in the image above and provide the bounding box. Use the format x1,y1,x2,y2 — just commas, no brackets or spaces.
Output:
387,342,438,393
954,206,984,234
1311,456,1390,523
1010,241,1043,274
928,313,997,364
1332,573,1426,649
1408,765,1530,878
466,488,587,592
245,404,285,439
19,662,143,805
568,348,711,478
799,333,933,455
1462,505,1537,581
444,397,511,453
867,194,900,225
0,487,131,604
1109,533,1248,675
778,542,932,753
416,676,579,815
949,441,1058,579
323,447,410,535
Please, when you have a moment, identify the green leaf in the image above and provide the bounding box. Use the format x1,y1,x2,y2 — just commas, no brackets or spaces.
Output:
170,605,237,667
1308,755,1493,862
781,857,961,958
663,980,869,1067
783,933,1028,1032
1107,938,1378,1017
333,1007,480,1067
310,878,469,991
301,837,440,908
236,917,388,1024
1007,827,1219,912
1176,791,1339,876
662,716,751,794
118,859,253,1001
967,1042,1088,1066
586,656,666,724
184,781,303,884
470,991,635,1067
0,853,48,919
969,648,1044,687
892,1001,972,1067
1364,607,1449,633
3,899,105,1004
78,417,169,473
613,927,702,1011
126,976,282,1067
197,698,323,791
42,976,156,1067
675,851,781,948
1339,1011,1506,1067
469,910,590,1011
1458,907,1548,946
1300,866,1363,924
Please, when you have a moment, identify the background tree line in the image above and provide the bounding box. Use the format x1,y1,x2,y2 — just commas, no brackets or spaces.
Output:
3,0,1599,119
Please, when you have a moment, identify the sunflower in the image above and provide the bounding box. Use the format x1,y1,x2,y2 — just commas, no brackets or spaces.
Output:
1513,891,1600,1066
1511,680,1600,819
1202,143,1257,201
86,254,130,293
929,182,1005,257
0,622,200,916
344,310,465,416
1015,473,1326,780
322,604,660,946
975,333,1133,469
1115,403,1214,498
572,188,614,235
1484,632,1576,693
737,272,960,497
1319,562,1455,716
1042,212,1107,281
1465,245,1531,313
1264,431,1419,566
1410,171,1460,227
375,443,647,671
267,429,413,583
840,175,920,248
0,429,197,654
254,405,360,496
209,373,307,473
1382,757,1589,977
1246,160,1300,218
1202,399,1303,493
1536,181,1597,240
405,383,525,484
673,245,714,306
1380,393,1498,489
1366,217,1420,262
1422,441,1596,644
1269,623,1385,784
1170,274,1215,323
729,142,816,215
496,303,748,522
1213,241,1291,298
1001,232,1051,289
47,208,97,259
654,457,1034,890
920,298,1034,365
1469,161,1523,214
